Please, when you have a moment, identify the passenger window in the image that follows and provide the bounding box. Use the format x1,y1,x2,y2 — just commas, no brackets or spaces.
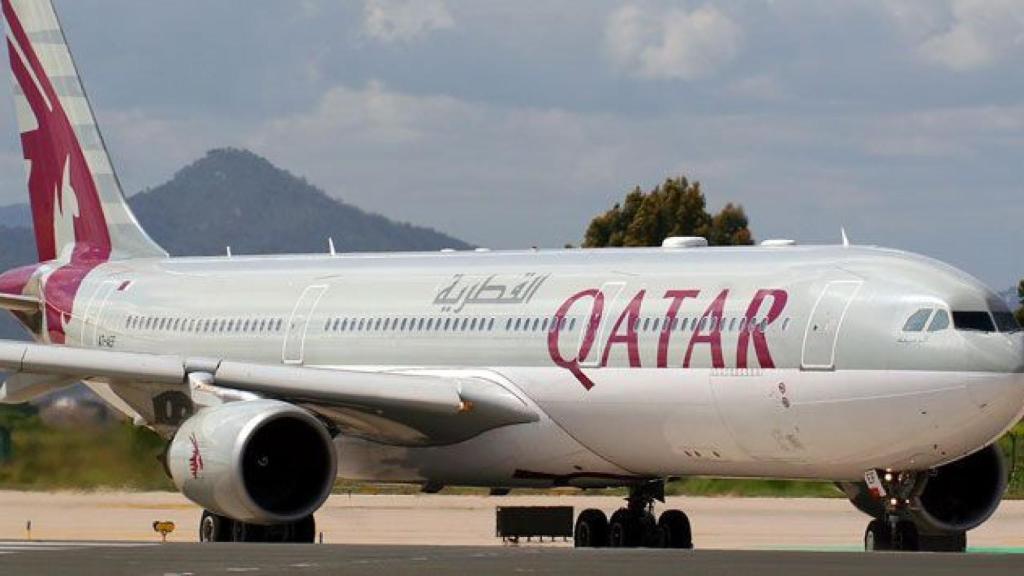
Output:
952,311,995,333
927,310,950,332
902,308,932,332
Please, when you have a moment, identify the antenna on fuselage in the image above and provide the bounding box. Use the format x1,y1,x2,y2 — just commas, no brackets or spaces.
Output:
328,237,336,256
841,227,850,248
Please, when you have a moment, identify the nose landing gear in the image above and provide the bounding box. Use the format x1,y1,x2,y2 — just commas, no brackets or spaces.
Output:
574,481,693,549
861,471,966,553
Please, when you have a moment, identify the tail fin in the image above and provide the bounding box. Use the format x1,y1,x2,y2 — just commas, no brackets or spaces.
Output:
3,0,165,263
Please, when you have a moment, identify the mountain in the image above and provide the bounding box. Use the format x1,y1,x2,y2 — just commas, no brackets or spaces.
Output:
0,226,36,339
130,148,470,256
0,148,471,339
0,203,30,228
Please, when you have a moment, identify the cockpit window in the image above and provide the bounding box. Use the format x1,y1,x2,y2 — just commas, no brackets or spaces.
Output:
952,311,995,333
901,307,933,330
927,309,950,332
992,312,1021,333
902,308,932,332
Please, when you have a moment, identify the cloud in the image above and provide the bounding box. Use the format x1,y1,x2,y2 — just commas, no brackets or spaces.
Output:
862,105,1024,158
605,4,742,80
240,78,1023,292
728,74,788,102
363,0,454,44
884,0,1024,71
252,80,471,146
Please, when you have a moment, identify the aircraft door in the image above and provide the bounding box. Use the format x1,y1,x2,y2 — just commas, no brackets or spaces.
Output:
282,285,327,364
578,281,625,368
800,280,861,370
79,280,117,346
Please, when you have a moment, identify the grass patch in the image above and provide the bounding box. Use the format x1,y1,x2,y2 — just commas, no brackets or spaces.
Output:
0,405,172,491
1,404,1022,498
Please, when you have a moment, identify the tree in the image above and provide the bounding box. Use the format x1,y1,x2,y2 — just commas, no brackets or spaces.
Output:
707,203,753,246
583,177,752,247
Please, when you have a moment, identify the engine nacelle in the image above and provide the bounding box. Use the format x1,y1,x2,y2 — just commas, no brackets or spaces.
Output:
912,444,1007,532
168,399,337,525
840,444,1007,533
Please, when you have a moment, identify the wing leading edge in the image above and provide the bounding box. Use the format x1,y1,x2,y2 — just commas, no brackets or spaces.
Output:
0,340,538,445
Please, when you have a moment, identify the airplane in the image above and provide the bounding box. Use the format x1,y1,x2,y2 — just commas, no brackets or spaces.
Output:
0,0,1021,552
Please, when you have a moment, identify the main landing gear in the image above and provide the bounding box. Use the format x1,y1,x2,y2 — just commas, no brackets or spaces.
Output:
574,481,693,549
861,471,966,553
199,510,317,543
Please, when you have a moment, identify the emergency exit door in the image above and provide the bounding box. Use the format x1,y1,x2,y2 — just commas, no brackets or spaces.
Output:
801,281,861,370
282,285,327,364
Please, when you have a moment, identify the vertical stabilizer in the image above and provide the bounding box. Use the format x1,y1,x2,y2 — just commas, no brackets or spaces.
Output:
3,0,166,263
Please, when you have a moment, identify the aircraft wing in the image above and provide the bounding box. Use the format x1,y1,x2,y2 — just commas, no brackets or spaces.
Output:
0,340,538,446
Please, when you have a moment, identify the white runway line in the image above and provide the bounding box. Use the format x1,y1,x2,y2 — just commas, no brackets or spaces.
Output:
0,541,157,556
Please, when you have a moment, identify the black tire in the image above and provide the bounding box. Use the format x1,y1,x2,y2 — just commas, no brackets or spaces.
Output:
231,520,266,543
864,519,892,551
893,520,919,552
608,508,642,548
199,510,234,543
918,531,966,553
574,509,608,548
657,510,693,549
292,515,316,543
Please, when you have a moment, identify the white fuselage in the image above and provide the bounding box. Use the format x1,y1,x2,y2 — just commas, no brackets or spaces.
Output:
56,245,1024,487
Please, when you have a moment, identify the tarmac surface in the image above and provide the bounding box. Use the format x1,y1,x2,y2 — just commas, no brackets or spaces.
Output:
3,491,1024,548
0,492,1022,574
0,542,1022,576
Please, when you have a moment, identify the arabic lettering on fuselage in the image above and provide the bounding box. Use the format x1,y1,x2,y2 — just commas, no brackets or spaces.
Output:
433,273,550,313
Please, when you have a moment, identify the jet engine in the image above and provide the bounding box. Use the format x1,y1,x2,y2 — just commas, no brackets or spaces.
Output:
167,399,337,525
840,444,1007,533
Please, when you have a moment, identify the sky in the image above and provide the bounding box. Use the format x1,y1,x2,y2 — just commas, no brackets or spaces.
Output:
0,0,1021,291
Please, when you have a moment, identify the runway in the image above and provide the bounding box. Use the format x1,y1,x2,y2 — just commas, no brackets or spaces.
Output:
1,492,1023,574
0,542,1022,576
3,492,1024,548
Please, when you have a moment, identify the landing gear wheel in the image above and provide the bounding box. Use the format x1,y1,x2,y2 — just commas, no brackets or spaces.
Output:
292,515,316,543
574,509,609,548
892,520,919,552
608,508,642,548
199,510,234,542
657,510,693,549
918,531,966,553
231,520,266,543
864,519,892,551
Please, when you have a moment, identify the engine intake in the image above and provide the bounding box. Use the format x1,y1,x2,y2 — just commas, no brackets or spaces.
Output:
840,444,1007,534
168,399,337,524
914,444,1007,532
